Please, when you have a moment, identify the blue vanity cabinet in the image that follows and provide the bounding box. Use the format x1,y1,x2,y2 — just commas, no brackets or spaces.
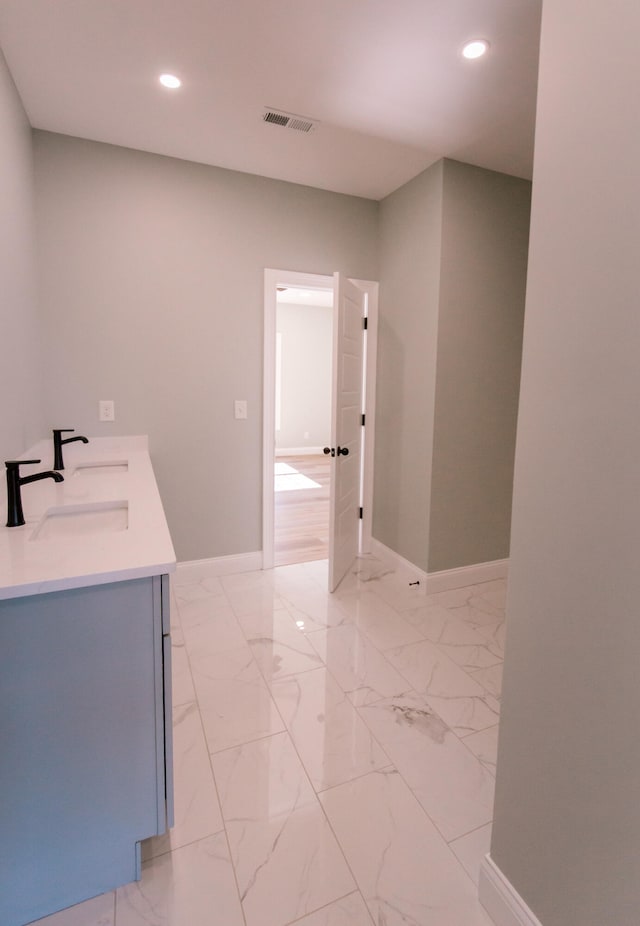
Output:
0,574,173,926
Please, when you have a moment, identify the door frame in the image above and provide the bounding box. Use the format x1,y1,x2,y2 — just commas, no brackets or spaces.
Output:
262,268,378,571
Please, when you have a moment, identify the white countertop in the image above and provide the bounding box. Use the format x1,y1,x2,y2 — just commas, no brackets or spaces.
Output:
0,436,176,600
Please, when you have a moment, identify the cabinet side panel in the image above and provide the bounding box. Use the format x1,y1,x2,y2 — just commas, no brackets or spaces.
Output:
160,572,171,635
162,631,174,829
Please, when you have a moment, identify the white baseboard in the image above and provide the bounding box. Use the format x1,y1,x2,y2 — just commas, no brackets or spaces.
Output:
275,446,324,456
479,855,543,926
176,552,263,582
426,558,509,594
369,538,428,593
176,549,507,595
369,539,508,596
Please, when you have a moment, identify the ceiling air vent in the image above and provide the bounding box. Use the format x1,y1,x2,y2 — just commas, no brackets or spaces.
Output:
263,109,317,133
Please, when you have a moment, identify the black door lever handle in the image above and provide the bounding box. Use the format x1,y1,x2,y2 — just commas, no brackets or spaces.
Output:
337,446,349,456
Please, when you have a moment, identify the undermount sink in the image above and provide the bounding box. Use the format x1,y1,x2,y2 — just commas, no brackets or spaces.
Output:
72,461,128,477
30,500,129,541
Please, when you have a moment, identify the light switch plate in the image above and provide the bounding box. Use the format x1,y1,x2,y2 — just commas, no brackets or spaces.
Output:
234,400,247,420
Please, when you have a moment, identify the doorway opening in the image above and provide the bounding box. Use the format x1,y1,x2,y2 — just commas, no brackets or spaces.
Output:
263,269,379,589
274,285,333,566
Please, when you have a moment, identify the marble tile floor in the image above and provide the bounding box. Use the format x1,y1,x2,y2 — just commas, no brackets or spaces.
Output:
32,556,505,926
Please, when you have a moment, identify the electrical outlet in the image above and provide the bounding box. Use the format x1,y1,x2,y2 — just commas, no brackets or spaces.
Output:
99,400,115,422
234,400,247,420
304,431,310,439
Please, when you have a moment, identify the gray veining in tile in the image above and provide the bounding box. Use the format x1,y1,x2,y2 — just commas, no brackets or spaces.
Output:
462,725,500,776
116,834,243,926
271,667,389,790
213,732,355,926
469,663,504,700
358,695,495,841
386,638,500,735
336,591,424,650
292,892,374,925
189,642,285,753
142,702,223,861
450,823,493,887
169,631,196,707
241,609,325,681
320,769,494,925
307,623,413,706
30,893,114,926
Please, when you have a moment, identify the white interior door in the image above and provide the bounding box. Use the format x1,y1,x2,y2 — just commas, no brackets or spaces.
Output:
328,273,366,591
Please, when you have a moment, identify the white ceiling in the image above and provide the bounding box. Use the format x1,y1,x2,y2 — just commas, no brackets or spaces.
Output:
0,0,541,200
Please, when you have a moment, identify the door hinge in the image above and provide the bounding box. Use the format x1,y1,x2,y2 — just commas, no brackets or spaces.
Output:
359,507,363,520
361,413,365,426
363,316,368,330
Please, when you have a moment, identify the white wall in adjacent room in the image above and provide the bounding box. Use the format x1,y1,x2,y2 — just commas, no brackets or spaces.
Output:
275,301,332,452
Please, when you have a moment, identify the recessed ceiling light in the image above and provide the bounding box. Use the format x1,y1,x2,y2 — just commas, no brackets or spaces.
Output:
159,73,181,89
462,40,489,59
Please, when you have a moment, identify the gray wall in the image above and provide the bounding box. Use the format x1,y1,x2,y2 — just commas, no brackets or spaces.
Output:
374,159,529,574
0,48,43,473
490,1,640,924
33,131,378,561
275,302,332,451
428,160,530,572
374,162,443,572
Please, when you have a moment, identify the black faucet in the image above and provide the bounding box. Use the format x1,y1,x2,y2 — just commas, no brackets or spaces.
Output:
53,429,89,471
5,460,64,528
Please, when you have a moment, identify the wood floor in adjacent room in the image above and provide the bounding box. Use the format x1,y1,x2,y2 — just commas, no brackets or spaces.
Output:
274,454,330,566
